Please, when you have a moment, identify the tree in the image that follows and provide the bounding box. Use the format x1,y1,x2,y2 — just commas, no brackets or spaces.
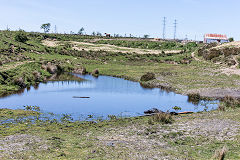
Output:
15,29,28,43
40,23,51,33
78,27,85,35
229,37,234,42
143,35,150,39
92,31,96,36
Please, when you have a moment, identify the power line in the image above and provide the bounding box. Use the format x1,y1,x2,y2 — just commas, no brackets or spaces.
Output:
162,17,166,39
173,19,177,40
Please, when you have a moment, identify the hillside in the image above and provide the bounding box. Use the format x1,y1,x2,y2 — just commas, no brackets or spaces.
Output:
1,30,240,159
1,30,240,98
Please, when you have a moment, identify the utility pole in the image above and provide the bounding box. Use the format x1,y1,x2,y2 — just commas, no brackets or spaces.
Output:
173,19,177,40
162,17,166,39
54,25,57,34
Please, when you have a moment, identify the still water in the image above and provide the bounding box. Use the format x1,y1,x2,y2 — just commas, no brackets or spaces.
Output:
0,74,217,119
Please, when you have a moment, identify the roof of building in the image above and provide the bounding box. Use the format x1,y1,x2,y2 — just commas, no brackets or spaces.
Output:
204,34,228,40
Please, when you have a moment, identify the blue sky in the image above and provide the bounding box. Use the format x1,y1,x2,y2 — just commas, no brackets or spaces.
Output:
0,0,239,40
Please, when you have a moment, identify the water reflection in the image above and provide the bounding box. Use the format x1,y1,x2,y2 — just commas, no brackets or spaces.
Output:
0,74,218,119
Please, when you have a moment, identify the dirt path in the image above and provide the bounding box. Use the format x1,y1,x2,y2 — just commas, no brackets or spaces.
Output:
191,45,240,76
220,56,240,76
42,39,183,55
213,41,240,49
191,50,202,61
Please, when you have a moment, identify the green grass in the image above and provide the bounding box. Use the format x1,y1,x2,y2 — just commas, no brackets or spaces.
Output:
0,108,240,159
0,108,39,119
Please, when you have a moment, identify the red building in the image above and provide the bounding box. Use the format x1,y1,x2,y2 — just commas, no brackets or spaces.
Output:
204,34,229,43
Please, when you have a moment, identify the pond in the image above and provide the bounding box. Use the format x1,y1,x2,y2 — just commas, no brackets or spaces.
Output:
0,74,217,119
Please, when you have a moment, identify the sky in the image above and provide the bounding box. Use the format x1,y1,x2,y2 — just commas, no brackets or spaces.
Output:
0,0,239,40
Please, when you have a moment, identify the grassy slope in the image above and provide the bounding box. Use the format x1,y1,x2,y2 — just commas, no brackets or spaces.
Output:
1,30,240,97
1,31,240,159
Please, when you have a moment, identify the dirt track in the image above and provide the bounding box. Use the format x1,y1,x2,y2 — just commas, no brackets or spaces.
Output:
42,39,183,55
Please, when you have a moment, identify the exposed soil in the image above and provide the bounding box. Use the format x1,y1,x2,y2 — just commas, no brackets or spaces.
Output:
96,115,240,159
187,88,240,99
213,41,240,49
0,134,48,159
42,39,183,55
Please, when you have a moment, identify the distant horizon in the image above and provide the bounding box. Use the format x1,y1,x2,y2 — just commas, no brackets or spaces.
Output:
1,0,239,41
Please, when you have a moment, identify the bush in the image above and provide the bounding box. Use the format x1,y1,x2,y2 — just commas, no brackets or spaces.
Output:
229,37,234,42
15,30,28,43
187,93,201,105
203,49,222,60
152,113,173,124
140,72,155,81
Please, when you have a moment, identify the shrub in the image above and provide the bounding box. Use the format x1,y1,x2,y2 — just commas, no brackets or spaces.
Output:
140,72,155,81
203,49,222,60
187,93,201,105
152,113,173,124
229,37,234,42
15,30,28,43
92,69,99,75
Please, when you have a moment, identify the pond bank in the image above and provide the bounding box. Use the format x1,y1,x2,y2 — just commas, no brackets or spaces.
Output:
1,108,240,159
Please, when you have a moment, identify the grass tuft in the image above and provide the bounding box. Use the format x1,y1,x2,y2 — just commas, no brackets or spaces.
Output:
151,113,173,124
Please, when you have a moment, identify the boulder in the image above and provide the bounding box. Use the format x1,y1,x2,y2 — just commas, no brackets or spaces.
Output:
32,71,41,81
46,65,58,74
140,72,155,81
92,69,99,75
14,77,26,88
73,67,87,74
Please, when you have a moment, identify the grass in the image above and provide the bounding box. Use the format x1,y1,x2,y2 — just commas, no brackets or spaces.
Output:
1,30,240,159
2,30,239,98
0,108,39,119
0,107,239,159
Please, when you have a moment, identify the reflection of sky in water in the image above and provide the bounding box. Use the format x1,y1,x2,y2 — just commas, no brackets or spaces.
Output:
0,74,218,118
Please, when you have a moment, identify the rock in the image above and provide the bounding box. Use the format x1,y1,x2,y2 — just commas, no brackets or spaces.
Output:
73,67,87,74
14,77,26,88
227,59,236,66
144,108,163,115
140,72,155,81
92,69,99,75
180,59,191,64
32,71,41,81
46,65,58,74
41,64,47,70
